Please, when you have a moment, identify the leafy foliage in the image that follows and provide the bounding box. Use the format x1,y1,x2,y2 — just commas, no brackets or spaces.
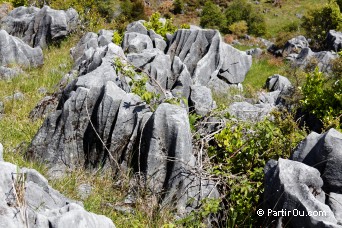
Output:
224,0,266,36
229,20,248,37
301,1,342,50
300,67,342,129
114,57,157,104
143,12,177,39
209,112,306,225
200,1,226,31
173,0,184,14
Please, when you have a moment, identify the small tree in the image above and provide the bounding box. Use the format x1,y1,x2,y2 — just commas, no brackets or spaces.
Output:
200,1,227,31
224,0,266,36
229,20,248,37
173,0,184,14
301,2,342,50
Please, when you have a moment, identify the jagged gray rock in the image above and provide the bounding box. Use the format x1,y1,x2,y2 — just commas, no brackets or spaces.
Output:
328,193,342,225
263,158,338,227
189,85,216,116
0,29,43,69
265,74,292,93
167,29,252,88
0,66,22,80
292,47,338,73
291,129,342,193
326,30,342,52
228,101,273,121
122,32,153,54
138,103,219,213
245,47,262,57
0,161,115,228
283,35,309,56
1,6,78,48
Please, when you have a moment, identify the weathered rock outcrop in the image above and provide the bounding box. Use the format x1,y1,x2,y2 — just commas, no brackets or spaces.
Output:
326,30,342,52
282,35,309,56
27,19,259,214
0,159,115,228
0,29,43,68
264,129,342,227
263,158,338,227
291,129,342,193
1,6,78,48
138,103,219,211
288,47,338,73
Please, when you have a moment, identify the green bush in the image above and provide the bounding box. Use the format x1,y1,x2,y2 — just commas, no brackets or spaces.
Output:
200,1,227,31
300,67,342,129
209,112,306,225
229,20,248,37
173,0,184,14
143,12,177,38
301,2,342,50
224,0,266,36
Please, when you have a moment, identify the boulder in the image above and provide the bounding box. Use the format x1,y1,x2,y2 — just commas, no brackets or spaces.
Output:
0,66,22,80
292,47,338,73
167,29,252,88
137,103,219,213
245,48,262,57
326,30,342,52
125,21,148,35
122,32,153,54
2,6,78,48
228,101,273,121
265,74,292,93
263,158,338,227
328,192,342,225
282,35,309,56
0,161,115,228
0,29,43,69
189,85,216,116
291,129,342,193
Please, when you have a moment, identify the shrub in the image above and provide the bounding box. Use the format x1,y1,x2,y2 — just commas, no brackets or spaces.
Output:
229,20,248,37
224,0,266,36
200,1,227,31
143,12,177,38
300,67,342,129
209,113,306,226
301,2,342,50
173,0,184,14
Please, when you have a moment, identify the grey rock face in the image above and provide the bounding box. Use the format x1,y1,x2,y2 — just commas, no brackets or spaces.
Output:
77,183,92,200
0,161,115,228
138,103,219,212
292,47,338,73
167,29,252,87
189,85,216,116
326,30,342,52
291,129,342,193
0,29,43,68
122,32,153,54
2,6,78,48
328,193,342,225
263,158,338,227
265,74,292,93
245,48,262,57
228,101,273,121
283,35,309,56
0,66,22,80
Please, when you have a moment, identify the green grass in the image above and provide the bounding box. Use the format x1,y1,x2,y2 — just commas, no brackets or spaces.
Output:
0,36,79,172
243,54,285,89
255,0,328,38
